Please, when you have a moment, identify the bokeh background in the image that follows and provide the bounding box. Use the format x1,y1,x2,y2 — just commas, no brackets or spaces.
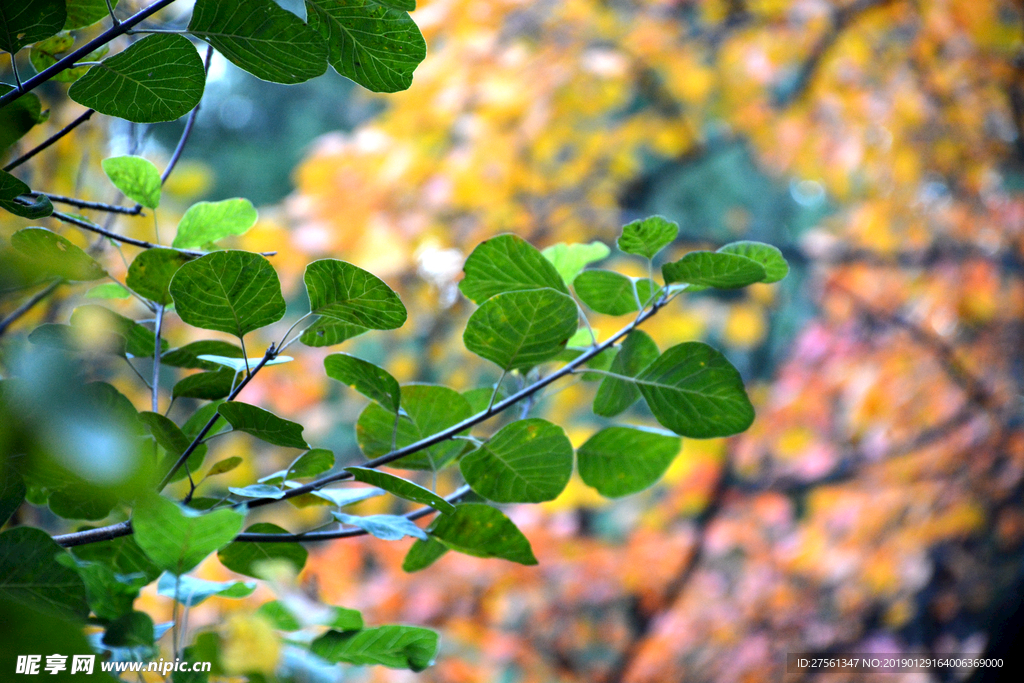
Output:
4,0,1024,681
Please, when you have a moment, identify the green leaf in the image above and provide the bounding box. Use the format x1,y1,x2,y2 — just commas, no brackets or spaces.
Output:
541,241,610,285
574,270,657,316
662,251,767,289
332,512,428,541
463,288,579,371
69,33,206,123
259,600,362,630
593,330,659,417
577,426,682,497
30,34,109,83
356,384,472,470
47,486,117,520
459,234,569,304
86,282,131,299
138,411,207,483
71,534,161,583
156,572,255,607
0,527,88,618
218,402,309,449
311,625,438,672
288,448,334,479
0,465,25,526
217,523,308,578
132,494,244,575
325,353,400,412
257,600,302,630
228,484,286,499
189,0,328,85
101,156,161,209
636,341,754,438
70,305,166,357
459,419,572,503
300,318,367,347
717,241,789,283
617,215,679,260
182,400,229,439
0,168,29,199
205,457,243,478
345,467,455,513
172,198,259,249
311,486,384,507
172,368,236,401
196,354,293,373
0,92,48,154
61,557,147,622
0,0,66,53
428,503,537,565
305,0,426,93
11,227,105,281
126,248,189,304
402,536,447,573
162,340,244,370
0,192,52,219
170,250,286,338
65,0,119,30
304,259,406,330
102,611,155,653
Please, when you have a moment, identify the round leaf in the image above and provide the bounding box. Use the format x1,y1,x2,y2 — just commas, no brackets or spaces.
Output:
304,259,407,330
132,495,244,575
325,353,400,412
11,227,105,281
0,0,66,53
169,250,286,338
460,419,573,503
126,248,189,304
662,251,767,289
218,402,309,449
102,156,162,209
617,215,679,260
541,241,610,286
459,234,569,304
463,288,578,371
218,523,308,578
574,270,655,316
717,240,790,283
428,503,537,565
172,198,259,249
577,426,682,497
593,330,659,417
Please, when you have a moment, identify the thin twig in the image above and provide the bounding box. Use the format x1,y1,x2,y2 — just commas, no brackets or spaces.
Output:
0,279,61,337
0,0,181,108
32,192,144,216
152,305,164,412
161,46,213,185
3,110,95,172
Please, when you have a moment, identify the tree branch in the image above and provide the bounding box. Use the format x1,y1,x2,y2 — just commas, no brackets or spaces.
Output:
0,0,181,109
32,192,143,216
0,279,61,337
3,110,95,172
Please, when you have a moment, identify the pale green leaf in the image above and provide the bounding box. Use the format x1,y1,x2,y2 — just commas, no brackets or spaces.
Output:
332,512,428,541
717,240,790,283
541,241,610,286
617,215,679,260
102,156,161,209
171,198,258,249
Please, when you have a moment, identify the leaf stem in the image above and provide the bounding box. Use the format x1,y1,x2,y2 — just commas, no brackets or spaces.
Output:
277,311,313,350
152,304,164,412
8,53,21,89
104,0,121,26
0,0,182,109
0,278,61,337
3,109,95,172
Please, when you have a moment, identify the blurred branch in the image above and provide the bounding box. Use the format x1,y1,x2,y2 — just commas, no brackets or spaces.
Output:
773,0,900,107
0,279,61,337
3,110,95,172
158,45,213,186
602,461,732,683
0,0,180,108
31,192,143,216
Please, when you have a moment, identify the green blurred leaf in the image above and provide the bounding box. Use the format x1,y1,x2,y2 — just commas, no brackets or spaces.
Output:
69,305,166,357
69,33,206,124
11,227,105,281
428,503,537,565
170,250,286,338
101,156,161,209
541,241,610,285
0,192,52,218
0,465,25,526
332,512,427,541
189,0,328,84
138,411,207,484
577,426,681,497
86,282,131,299
102,611,155,653
196,354,293,373
463,288,578,371
662,251,766,289
311,486,384,508
574,270,656,316
172,368,236,401
636,341,754,438
288,448,334,479
126,248,189,304
0,527,88,618
65,0,118,30
48,485,117,520
257,601,302,630
593,330,659,417
205,456,243,478
218,402,309,449
717,240,789,283
402,536,447,573
30,33,108,83
156,572,255,607
0,91,48,154
228,484,286,499
306,0,426,93
617,215,679,260
356,384,472,470
300,318,367,347
217,523,307,578
71,534,161,583
162,340,244,370
459,419,572,503
132,494,244,575
325,353,400,412
59,556,147,622
345,467,455,513
304,259,406,330
182,400,228,439
311,625,438,672
172,198,259,249
459,234,569,304
0,0,65,53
